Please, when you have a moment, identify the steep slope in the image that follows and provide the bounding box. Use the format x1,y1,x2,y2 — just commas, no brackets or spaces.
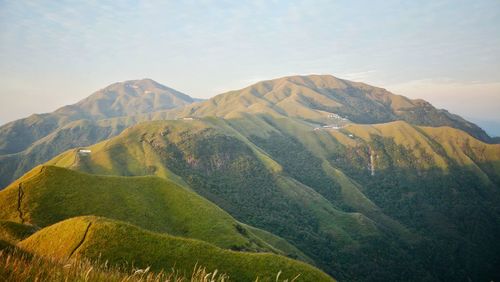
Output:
0,79,198,188
0,221,37,245
47,117,500,281
0,165,309,261
46,119,427,280
228,115,500,281
18,216,334,282
172,75,491,142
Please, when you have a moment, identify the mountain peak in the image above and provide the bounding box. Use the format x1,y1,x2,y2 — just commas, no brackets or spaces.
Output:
121,78,165,89
180,74,491,142
66,79,195,119
101,78,167,93
244,74,348,92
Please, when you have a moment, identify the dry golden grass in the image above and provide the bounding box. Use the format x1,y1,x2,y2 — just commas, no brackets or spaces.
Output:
0,249,307,282
0,249,229,282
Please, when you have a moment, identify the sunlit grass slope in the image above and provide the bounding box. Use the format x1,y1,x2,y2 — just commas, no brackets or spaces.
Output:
0,221,37,245
0,165,305,257
18,216,335,282
170,75,491,142
1,242,230,282
0,79,198,189
46,119,412,278
47,119,393,244
45,116,500,281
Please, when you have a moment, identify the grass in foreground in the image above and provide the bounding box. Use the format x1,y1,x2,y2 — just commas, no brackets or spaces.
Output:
0,249,229,282
0,249,307,282
17,216,333,282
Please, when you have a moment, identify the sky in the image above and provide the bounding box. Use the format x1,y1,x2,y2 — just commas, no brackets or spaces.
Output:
1,0,499,135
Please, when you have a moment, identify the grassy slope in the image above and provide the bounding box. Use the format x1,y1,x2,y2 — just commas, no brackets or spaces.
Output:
224,116,415,240
338,121,500,179
0,165,304,257
19,216,335,282
1,76,498,281
325,121,500,281
47,119,417,279
0,79,196,189
46,116,500,281
0,221,37,245
0,248,230,282
0,118,130,189
47,119,389,242
169,75,490,141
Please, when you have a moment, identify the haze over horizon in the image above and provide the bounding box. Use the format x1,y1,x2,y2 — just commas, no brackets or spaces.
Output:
1,1,499,135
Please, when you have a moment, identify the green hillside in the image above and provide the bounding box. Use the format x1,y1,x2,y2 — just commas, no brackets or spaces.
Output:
0,221,37,245
18,216,335,282
0,79,198,188
46,119,419,280
0,165,310,261
46,116,500,281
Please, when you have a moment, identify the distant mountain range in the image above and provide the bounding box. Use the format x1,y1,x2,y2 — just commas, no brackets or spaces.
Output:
0,75,495,189
172,75,491,142
0,79,202,188
0,78,198,156
1,75,499,281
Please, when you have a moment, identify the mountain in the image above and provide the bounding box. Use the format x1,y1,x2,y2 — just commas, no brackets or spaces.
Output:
2,74,499,281
1,75,492,189
45,116,500,281
0,78,195,155
172,75,492,142
0,79,199,188
17,216,334,281
59,78,197,120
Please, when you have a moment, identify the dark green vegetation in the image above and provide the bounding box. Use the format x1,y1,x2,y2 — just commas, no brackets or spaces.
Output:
1,75,499,281
45,115,500,281
16,216,333,282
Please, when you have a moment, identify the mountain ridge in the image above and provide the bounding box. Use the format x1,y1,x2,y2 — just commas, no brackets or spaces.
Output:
171,74,492,142
0,75,494,189
0,79,200,188
0,78,198,155
18,216,334,281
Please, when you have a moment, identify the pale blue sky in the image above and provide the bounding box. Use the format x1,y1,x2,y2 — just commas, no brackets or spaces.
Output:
1,1,499,134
